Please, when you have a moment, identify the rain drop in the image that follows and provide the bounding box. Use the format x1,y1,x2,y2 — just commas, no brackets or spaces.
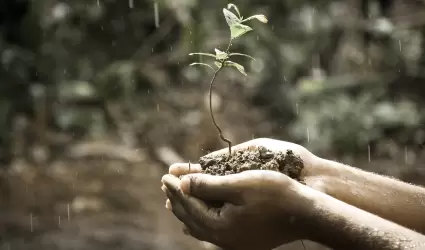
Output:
306,128,310,142
154,1,160,28
30,213,33,232
67,203,71,221
404,146,408,163
368,144,371,162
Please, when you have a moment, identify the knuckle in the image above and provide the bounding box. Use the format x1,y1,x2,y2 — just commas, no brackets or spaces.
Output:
192,177,207,190
253,137,271,144
250,137,266,145
169,163,184,174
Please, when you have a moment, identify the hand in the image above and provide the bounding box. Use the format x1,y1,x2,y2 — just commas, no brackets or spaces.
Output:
168,138,321,186
161,171,313,250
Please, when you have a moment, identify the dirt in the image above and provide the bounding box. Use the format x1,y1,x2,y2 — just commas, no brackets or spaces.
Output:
199,146,304,180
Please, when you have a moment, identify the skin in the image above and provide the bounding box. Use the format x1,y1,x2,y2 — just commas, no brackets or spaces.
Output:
304,157,425,234
161,138,425,249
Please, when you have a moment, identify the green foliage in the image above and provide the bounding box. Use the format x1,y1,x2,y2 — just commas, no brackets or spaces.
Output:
188,3,268,158
1,0,425,163
290,93,422,155
189,3,267,75
223,61,247,76
223,4,268,40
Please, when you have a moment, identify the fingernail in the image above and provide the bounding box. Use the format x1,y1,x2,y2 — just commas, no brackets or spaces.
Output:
161,185,167,193
179,176,191,194
165,199,172,210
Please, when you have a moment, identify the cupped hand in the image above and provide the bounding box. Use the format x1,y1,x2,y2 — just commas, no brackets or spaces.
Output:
168,138,320,181
161,169,315,250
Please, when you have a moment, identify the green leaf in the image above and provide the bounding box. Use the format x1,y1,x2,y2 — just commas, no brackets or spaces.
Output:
189,52,217,58
229,53,256,61
214,48,228,61
242,14,268,23
214,61,223,68
230,23,253,39
223,8,241,27
189,62,215,71
224,61,247,76
227,3,241,18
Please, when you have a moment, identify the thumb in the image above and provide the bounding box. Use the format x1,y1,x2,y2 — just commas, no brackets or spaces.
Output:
180,173,244,204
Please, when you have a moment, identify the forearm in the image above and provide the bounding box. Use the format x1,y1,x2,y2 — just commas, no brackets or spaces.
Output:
302,157,425,233
300,187,425,250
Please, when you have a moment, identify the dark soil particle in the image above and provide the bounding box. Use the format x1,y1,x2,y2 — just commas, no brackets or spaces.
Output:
199,146,304,181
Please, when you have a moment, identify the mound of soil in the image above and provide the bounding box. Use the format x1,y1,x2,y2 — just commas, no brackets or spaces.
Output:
199,146,304,180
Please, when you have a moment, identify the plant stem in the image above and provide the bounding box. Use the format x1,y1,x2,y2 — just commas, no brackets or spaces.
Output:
208,66,232,159
208,39,234,159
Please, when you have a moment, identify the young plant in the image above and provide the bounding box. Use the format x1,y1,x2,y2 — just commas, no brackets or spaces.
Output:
189,3,267,159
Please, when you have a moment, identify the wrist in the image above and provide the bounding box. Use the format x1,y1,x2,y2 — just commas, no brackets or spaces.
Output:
290,186,355,247
294,187,425,250
276,180,324,241
294,190,347,247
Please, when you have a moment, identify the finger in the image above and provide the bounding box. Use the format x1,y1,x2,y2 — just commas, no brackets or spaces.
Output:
182,225,208,242
161,174,183,193
165,187,207,236
165,199,172,210
182,225,190,235
169,163,202,176
165,187,194,223
179,173,244,203
162,174,221,229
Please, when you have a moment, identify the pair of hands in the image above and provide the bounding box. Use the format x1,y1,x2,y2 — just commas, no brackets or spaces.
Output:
161,138,324,250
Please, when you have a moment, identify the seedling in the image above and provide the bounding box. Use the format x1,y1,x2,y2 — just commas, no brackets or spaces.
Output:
189,3,267,159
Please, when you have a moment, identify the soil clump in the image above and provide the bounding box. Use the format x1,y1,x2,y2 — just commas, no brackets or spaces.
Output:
199,146,304,180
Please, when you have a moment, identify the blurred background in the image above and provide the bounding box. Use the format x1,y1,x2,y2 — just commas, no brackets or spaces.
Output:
0,0,424,249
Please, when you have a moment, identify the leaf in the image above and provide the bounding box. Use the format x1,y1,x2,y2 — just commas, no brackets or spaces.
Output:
214,48,228,61
214,61,223,68
189,52,217,58
230,23,253,39
242,14,268,23
223,8,241,27
227,3,241,18
229,53,256,61
189,62,215,71
224,61,247,76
